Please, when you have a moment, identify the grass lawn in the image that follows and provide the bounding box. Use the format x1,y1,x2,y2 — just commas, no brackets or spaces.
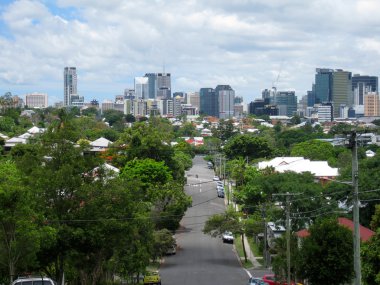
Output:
234,234,253,268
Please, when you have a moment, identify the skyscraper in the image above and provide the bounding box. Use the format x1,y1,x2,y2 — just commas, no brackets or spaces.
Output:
332,69,352,118
274,91,297,116
315,68,333,104
134,77,149,99
144,73,171,99
64,67,77,106
352,74,378,105
199,88,218,117
215,85,235,119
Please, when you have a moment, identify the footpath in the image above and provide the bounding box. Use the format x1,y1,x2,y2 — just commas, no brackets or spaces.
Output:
224,181,262,269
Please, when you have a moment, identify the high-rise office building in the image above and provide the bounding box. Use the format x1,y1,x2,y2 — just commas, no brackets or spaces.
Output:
64,67,77,106
274,91,297,116
144,73,171,99
187,92,200,110
332,69,352,118
315,68,333,104
199,88,218,117
134,77,149,99
352,74,378,105
215,85,235,119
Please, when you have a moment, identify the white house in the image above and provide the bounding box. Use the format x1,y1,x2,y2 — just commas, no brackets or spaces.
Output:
258,157,339,179
89,137,112,152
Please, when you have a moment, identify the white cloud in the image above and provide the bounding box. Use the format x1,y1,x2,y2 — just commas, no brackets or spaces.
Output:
1,0,380,103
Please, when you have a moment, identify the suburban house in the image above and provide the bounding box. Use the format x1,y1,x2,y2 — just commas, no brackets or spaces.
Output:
296,217,375,243
4,126,46,150
267,222,286,249
258,157,339,181
89,137,112,152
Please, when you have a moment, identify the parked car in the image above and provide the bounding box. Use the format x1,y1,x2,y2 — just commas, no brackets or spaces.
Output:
216,181,224,186
222,231,234,243
213,176,220,181
12,276,56,285
248,277,270,285
143,271,161,285
262,274,301,285
217,189,225,198
207,161,213,169
166,243,177,255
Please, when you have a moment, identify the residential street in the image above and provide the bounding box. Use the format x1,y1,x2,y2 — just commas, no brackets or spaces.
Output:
159,155,249,285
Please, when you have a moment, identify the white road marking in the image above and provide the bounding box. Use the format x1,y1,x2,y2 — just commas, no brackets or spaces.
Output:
244,268,252,278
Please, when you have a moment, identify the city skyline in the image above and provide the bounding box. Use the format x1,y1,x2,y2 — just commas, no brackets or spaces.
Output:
1,0,380,104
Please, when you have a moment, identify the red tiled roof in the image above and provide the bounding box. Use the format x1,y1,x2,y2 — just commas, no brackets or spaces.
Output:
338,217,375,242
296,229,310,238
296,217,375,242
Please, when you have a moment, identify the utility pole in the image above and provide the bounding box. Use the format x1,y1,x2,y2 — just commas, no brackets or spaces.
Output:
350,131,361,285
286,193,291,285
272,192,300,284
262,203,269,268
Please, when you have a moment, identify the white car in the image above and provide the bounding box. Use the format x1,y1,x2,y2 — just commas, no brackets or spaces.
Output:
222,231,234,243
213,176,220,181
12,276,56,285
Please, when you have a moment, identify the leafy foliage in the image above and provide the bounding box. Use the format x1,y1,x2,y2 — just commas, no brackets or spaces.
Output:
223,134,273,160
299,218,354,285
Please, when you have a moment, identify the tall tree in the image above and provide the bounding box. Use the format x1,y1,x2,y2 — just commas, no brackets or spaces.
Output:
223,134,273,160
203,207,248,262
299,218,354,285
0,161,46,282
361,204,380,285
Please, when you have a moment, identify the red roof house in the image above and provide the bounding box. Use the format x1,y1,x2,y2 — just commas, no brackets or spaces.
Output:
296,217,375,242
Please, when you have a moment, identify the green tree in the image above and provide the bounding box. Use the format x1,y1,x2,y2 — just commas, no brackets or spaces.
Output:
0,161,47,282
299,218,354,285
203,207,248,262
151,229,175,261
81,107,99,117
212,119,236,141
125,113,136,123
121,158,173,200
103,109,124,126
290,139,336,162
223,134,273,160
271,234,301,283
20,115,100,284
175,122,198,137
362,204,380,285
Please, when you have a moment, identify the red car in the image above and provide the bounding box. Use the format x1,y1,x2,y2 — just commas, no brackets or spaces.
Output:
262,274,302,285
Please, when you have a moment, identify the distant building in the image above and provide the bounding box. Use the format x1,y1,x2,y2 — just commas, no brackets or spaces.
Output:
352,74,378,105
70,94,84,107
101,100,114,113
200,88,218,117
134,77,149,99
64,67,77,106
145,73,171,99
215,85,235,119
248,99,278,116
25,93,48,108
315,68,333,104
317,103,333,122
364,92,380,116
187,92,200,111
332,69,353,118
274,91,297,117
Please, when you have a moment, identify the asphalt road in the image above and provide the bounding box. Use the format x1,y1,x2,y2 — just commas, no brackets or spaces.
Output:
160,155,249,285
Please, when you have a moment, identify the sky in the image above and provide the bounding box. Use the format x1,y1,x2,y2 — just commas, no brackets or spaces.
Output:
1,0,380,105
